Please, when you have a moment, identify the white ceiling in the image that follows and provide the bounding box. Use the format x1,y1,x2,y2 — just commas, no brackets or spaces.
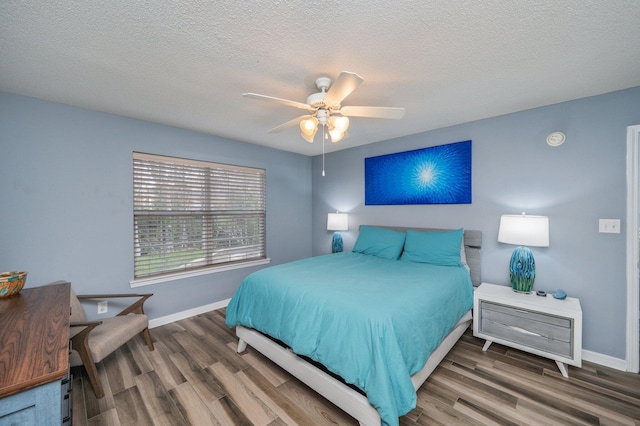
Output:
2,1,640,156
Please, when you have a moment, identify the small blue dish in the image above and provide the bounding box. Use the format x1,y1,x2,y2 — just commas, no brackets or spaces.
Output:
552,289,567,300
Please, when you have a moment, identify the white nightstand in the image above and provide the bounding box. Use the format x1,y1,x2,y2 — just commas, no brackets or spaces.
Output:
473,283,582,377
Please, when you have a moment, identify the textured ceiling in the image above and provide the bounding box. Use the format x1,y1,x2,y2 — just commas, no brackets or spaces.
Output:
1,1,640,156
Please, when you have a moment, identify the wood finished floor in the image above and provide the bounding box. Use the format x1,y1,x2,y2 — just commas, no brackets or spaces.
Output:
71,309,640,426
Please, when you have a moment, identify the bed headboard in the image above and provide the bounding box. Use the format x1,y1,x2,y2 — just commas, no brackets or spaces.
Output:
363,225,482,287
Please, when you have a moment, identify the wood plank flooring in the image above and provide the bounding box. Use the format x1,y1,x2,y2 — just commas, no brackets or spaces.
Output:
71,309,640,425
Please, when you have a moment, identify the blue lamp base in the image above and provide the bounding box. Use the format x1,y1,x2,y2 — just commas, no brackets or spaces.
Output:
509,246,536,293
332,231,344,253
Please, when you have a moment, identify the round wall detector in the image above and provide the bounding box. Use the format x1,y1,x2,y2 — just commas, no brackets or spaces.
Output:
546,131,566,147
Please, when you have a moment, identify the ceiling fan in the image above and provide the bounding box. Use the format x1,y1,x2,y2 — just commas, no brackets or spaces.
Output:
243,71,405,144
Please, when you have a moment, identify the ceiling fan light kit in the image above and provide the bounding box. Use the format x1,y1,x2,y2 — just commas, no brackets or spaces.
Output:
300,111,350,143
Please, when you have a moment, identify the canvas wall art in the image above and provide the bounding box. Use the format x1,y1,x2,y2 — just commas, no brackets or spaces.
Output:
365,140,472,205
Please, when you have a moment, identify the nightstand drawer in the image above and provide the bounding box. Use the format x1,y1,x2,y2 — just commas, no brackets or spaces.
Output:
481,301,571,329
479,301,573,357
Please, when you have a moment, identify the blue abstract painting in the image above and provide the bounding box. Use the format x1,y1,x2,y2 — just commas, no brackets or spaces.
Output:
365,140,472,205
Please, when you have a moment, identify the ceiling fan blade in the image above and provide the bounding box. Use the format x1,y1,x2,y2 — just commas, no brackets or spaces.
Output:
268,115,312,133
339,106,406,119
323,71,364,106
243,93,312,111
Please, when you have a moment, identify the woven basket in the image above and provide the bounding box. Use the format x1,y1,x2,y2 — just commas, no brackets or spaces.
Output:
0,271,27,298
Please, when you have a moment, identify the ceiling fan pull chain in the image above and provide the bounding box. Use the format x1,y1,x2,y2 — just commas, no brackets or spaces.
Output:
322,124,326,176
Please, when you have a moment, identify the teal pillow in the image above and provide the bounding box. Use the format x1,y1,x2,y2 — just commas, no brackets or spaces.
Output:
352,226,406,260
400,228,464,266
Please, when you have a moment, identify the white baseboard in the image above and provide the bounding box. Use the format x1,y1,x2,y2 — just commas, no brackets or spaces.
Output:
148,299,630,373
582,349,627,371
148,298,231,329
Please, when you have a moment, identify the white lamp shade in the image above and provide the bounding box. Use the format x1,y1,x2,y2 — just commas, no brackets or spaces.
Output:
300,117,318,136
331,116,349,131
327,213,348,231
328,128,345,143
301,130,316,143
300,117,318,143
498,214,549,247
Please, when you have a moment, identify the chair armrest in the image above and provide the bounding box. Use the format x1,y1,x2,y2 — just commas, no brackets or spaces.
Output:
70,320,103,328
77,293,152,299
76,293,153,317
69,320,103,343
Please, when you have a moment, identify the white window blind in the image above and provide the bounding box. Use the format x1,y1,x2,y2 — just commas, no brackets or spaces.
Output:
133,152,266,279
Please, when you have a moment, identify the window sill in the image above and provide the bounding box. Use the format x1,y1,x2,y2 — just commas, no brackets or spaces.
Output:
130,258,271,288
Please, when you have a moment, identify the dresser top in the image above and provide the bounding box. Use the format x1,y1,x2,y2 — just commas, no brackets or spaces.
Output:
0,282,70,398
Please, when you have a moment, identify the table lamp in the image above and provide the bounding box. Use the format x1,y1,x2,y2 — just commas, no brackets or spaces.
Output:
498,213,549,293
327,212,348,253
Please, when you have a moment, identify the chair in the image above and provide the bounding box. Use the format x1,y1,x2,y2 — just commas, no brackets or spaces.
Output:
68,286,154,398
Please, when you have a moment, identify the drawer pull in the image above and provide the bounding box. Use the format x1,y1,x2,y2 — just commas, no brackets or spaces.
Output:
514,309,529,314
508,325,541,337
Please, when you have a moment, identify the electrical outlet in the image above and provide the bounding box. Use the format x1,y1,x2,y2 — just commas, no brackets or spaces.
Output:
97,300,108,314
599,218,621,234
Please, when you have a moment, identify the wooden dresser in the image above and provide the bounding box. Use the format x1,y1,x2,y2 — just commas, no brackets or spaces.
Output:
0,281,72,425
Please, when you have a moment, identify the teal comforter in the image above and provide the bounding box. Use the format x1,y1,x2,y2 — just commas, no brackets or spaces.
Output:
225,252,473,426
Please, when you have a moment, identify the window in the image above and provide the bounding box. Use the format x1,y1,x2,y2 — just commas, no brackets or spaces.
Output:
133,152,266,280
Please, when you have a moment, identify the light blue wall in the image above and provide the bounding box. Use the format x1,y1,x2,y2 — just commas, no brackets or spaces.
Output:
0,92,313,320
312,86,640,359
3,87,640,360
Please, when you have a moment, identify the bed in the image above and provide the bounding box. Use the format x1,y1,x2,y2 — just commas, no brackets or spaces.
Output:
225,225,482,426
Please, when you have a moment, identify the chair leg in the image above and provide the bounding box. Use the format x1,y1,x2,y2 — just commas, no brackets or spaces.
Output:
142,327,155,351
84,362,105,399
77,346,104,398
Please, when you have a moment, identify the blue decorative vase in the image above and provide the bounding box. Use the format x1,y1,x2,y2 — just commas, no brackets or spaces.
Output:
332,232,344,253
509,246,535,293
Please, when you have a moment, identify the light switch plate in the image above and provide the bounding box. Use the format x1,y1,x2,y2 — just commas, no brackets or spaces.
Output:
599,219,620,233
